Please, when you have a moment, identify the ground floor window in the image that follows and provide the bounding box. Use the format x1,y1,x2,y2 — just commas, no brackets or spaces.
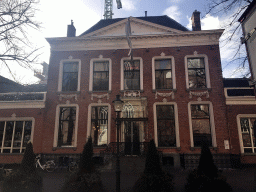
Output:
91,106,108,146
191,104,212,147
240,117,256,153
58,107,76,147
156,105,176,147
0,120,32,153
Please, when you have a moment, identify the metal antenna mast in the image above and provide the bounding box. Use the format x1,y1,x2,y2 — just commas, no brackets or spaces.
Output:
104,0,122,20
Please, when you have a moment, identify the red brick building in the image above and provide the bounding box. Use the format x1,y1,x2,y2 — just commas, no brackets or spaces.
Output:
1,11,256,167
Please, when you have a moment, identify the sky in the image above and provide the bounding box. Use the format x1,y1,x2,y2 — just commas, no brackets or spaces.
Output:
0,0,249,84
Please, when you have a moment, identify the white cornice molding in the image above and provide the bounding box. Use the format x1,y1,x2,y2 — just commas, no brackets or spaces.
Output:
0,101,45,109
47,30,224,52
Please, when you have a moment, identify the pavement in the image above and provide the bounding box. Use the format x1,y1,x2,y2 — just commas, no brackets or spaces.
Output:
39,166,256,192
1,166,256,192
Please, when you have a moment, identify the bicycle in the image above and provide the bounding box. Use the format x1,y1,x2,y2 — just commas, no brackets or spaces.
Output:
68,160,79,172
35,154,56,172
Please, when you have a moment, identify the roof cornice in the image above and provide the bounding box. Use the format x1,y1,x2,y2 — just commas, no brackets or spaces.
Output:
46,29,224,44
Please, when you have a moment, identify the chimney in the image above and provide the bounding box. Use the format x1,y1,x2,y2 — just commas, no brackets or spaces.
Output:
191,10,201,31
145,11,147,17
67,20,76,37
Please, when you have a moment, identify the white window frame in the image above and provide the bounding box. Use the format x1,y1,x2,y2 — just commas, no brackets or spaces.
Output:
89,58,112,92
237,114,256,154
188,101,217,148
53,104,79,148
152,56,176,90
87,103,111,145
0,117,35,153
184,54,211,89
153,102,180,148
121,57,143,91
58,59,81,92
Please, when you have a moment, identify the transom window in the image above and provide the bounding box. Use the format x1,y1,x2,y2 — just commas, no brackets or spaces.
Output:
187,58,206,89
93,61,109,91
123,60,140,90
58,107,76,147
156,105,176,147
61,62,79,91
191,104,212,147
155,59,172,89
91,106,108,146
0,120,32,153
240,117,256,153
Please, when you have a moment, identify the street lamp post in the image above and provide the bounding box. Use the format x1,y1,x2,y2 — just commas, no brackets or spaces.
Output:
112,95,123,192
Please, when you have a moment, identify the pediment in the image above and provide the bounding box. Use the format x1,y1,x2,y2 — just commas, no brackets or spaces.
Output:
81,17,184,38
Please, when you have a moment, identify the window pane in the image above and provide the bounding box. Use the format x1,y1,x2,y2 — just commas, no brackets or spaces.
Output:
155,59,171,69
93,72,109,91
191,105,211,147
23,121,32,147
124,71,140,90
13,121,23,148
156,105,176,147
124,60,140,70
4,121,14,147
62,62,79,91
188,58,206,89
58,107,76,147
0,122,5,147
188,58,205,68
91,106,108,146
94,62,109,71
155,70,172,89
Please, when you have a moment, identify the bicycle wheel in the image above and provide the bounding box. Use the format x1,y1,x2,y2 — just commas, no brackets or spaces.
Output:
45,161,55,172
68,162,78,172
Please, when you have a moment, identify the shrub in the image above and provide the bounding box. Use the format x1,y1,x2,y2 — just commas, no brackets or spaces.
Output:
185,142,232,192
132,139,173,192
60,137,107,192
2,142,42,192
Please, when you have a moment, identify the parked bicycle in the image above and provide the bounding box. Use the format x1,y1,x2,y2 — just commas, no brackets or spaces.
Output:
68,160,79,172
35,154,56,172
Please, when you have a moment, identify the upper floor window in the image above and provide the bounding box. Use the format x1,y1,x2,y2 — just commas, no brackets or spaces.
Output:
152,56,176,91
89,58,112,92
54,104,79,148
0,119,33,153
121,57,143,91
58,59,81,92
185,55,210,89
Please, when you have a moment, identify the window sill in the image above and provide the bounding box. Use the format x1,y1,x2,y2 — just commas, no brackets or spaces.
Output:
186,88,212,92
57,91,80,95
89,91,111,94
0,153,24,155
241,153,256,156
157,147,180,150
191,146,217,151
121,90,144,93
153,89,177,93
52,147,77,151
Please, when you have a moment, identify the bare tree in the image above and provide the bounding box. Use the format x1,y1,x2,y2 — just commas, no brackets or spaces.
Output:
0,0,41,80
205,0,252,77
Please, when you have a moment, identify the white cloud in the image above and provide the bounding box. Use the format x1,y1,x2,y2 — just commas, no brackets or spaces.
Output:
186,14,220,30
121,0,136,11
163,6,181,22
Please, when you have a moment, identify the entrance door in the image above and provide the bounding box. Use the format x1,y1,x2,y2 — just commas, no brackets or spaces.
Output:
124,121,140,155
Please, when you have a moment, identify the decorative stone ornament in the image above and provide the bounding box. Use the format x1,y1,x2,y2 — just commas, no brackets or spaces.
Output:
193,51,198,55
155,91,174,99
160,52,166,57
123,91,141,97
59,94,78,101
68,55,73,60
11,113,16,118
91,93,109,100
99,55,103,59
189,90,209,99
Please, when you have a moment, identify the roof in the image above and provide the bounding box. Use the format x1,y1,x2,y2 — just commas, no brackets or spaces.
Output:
238,0,256,22
80,15,189,36
0,76,47,93
223,78,251,87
